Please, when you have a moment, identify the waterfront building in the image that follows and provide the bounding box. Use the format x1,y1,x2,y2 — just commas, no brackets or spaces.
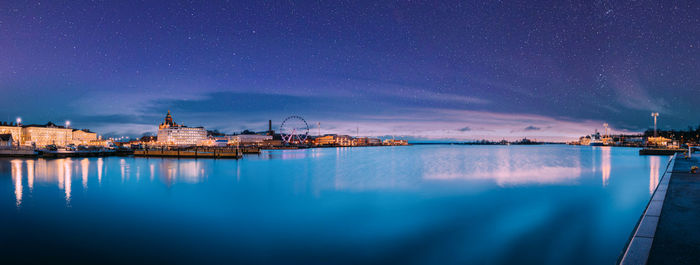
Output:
0,134,13,147
646,136,672,147
367,138,382,145
383,139,408,146
356,137,369,146
234,134,273,145
88,139,113,148
0,123,22,145
353,137,381,146
315,134,351,146
337,135,354,146
212,137,231,147
22,122,73,147
157,111,207,146
315,134,337,146
72,129,97,145
1,120,101,147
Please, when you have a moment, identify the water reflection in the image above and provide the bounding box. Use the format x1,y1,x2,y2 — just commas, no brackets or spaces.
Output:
649,156,660,194
97,157,103,184
27,160,34,191
120,159,128,182
421,147,583,185
81,158,89,189
601,147,611,187
12,160,22,207
159,159,208,186
149,164,155,181
64,158,72,205
3,147,670,208
5,157,212,207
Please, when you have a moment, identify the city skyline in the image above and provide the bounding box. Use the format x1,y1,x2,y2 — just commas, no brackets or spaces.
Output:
1,1,698,141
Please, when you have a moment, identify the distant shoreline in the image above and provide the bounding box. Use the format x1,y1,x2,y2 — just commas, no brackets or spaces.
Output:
409,142,567,145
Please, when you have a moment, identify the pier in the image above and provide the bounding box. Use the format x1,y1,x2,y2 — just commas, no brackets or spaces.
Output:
639,148,686,156
620,154,700,264
134,147,242,158
0,147,38,157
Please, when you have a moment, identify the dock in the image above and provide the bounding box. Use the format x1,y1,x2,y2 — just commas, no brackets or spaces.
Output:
619,154,700,264
134,148,242,158
0,148,38,157
38,149,126,158
639,148,686,156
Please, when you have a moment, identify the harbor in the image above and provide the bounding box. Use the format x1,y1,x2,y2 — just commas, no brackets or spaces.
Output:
0,112,408,160
0,145,670,264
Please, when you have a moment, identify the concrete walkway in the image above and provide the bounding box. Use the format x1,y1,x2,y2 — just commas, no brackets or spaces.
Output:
647,156,700,264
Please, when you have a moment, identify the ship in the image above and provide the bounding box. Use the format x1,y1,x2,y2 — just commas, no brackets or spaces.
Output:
589,139,605,146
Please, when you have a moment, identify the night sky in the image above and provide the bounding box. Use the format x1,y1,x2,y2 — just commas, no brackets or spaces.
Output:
1,1,698,141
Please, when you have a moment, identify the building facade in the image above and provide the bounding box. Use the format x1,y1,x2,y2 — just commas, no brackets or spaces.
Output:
22,122,73,147
0,124,22,145
233,134,273,145
157,111,207,146
72,129,98,145
0,134,13,147
314,134,355,146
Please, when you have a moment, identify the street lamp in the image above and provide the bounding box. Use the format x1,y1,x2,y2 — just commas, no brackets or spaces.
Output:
66,120,71,129
16,117,21,126
651,112,659,137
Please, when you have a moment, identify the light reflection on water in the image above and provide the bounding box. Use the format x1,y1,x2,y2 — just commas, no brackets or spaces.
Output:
1,145,669,264
602,147,611,186
8,157,215,206
421,146,584,185
649,155,660,194
6,146,666,207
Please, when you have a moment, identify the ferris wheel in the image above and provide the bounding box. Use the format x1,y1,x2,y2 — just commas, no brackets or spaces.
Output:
280,115,309,144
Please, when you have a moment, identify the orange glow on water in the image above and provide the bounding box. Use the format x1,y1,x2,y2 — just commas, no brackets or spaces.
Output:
601,147,611,187
27,160,34,191
11,160,22,207
81,158,89,189
649,156,660,194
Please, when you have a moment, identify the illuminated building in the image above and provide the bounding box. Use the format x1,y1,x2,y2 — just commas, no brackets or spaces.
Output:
383,139,408,146
0,134,13,147
157,111,207,146
314,134,354,146
315,134,340,146
356,137,368,145
579,136,591,145
72,129,97,145
233,135,272,145
647,136,671,147
1,120,101,147
0,122,22,145
22,122,73,147
367,138,382,145
354,137,383,146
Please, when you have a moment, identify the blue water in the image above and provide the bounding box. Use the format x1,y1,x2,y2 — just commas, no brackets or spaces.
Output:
0,145,667,264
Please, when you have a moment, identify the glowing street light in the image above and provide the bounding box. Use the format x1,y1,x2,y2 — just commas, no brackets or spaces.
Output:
66,120,71,129
16,117,21,126
651,112,659,137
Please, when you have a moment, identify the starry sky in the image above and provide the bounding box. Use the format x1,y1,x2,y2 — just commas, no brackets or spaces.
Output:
0,1,698,141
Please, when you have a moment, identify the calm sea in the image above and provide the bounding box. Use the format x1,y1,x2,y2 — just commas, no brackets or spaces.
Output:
0,145,667,264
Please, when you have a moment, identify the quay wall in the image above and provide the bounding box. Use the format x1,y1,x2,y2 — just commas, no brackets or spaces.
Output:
134,149,241,158
619,154,676,264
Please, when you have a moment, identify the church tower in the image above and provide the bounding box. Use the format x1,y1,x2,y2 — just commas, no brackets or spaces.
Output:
160,110,176,129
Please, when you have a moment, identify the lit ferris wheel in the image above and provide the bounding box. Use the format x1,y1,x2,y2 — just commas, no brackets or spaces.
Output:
280,115,309,144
